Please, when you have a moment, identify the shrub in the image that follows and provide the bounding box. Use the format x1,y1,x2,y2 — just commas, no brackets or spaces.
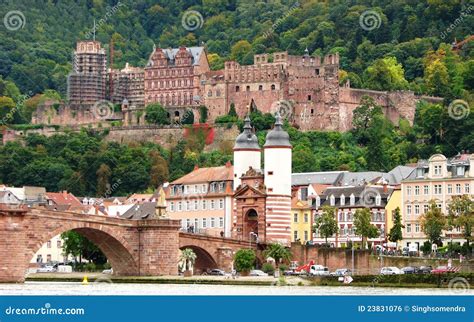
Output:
234,249,256,273
262,263,275,275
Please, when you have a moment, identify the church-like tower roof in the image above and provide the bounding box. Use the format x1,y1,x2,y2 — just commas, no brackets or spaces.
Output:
234,115,260,150
264,113,291,148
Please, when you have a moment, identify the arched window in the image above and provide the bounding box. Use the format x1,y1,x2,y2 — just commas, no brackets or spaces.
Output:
271,84,276,90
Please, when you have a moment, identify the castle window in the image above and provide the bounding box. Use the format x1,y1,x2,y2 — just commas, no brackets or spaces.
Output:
268,171,273,175
208,90,212,97
235,86,240,92
246,85,250,91
216,89,221,97
308,95,312,101
271,84,276,90
258,85,263,91
315,69,320,75
311,109,314,115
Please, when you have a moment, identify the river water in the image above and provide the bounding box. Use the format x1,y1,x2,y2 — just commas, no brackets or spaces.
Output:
0,282,471,296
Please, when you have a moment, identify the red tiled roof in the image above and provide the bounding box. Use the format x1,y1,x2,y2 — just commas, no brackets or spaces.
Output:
46,191,82,206
171,165,234,184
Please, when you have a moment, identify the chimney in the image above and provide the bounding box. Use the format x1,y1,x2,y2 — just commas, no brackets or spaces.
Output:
194,165,199,171
383,184,388,193
225,161,232,168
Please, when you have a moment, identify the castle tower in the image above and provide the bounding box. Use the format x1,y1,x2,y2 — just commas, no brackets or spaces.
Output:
263,113,292,244
233,115,261,189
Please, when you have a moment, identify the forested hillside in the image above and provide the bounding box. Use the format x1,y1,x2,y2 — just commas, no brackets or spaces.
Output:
0,0,473,196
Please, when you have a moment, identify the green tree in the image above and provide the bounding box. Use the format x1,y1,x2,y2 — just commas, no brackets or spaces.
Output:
448,195,474,247
61,231,107,265
96,163,111,196
262,243,292,270
312,206,338,245
353,208,380,249
145,103,170,125
388,207,404,244
363,57,409,91
420,201,447,245
234,249,256,273
149,150,169,188
230,40,252,65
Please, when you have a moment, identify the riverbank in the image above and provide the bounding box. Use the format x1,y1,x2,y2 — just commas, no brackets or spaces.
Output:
25,272,473,289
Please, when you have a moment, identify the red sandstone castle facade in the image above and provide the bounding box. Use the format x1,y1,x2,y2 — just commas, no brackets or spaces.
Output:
37,41,442,131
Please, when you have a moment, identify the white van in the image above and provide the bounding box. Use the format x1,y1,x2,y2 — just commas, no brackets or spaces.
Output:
309,265,330,276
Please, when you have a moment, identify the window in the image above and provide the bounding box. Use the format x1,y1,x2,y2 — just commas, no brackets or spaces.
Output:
415,204,420,215
406,224,412,233
340,194,345,206
219,199,224,209
294,230,298,242
258,85,263,91
423,204,429,213
307,95,312,101
178,201,182,211
194,200,199,211
448,184,453,194
235,86,240,92
304,231,308,241
47,241,51,249
456,184,461,194
434,165,442,175
375,194,381,206
271,84,276,90
415,223,420,233
330,195,335,206
210,217,215,228
294,213,298,223
186,201,190,211
424,185,429,195
210,200,215,210
456,166,465,176
416,168,424,178
406,186,412,196
465,183,470,194
57,240,61,248
407,205,412,215
315,196,321,208
350,194,355,205
170,202,175,212
434,185,442,195
415,186,420,195
202,200,207,210
219,217,224,228
195,218,199,229
194,185,198,193
304,213,309,223
202,184,207,193
202,218,207,228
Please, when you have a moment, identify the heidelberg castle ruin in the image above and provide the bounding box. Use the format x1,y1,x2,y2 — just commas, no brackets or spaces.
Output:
33,40,442,131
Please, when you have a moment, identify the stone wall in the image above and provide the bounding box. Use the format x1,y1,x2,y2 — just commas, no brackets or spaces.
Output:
290,243,473,274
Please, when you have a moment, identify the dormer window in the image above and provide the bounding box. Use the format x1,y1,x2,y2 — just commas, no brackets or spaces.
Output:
375,194,381,206
456,166,465,176
315,196,321,208
330,195,335,206
340,194,345,206
350,194,355,206
434,165,442,175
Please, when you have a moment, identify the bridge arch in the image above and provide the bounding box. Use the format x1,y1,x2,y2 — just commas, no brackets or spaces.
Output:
180,245,218,274
29,222,140,276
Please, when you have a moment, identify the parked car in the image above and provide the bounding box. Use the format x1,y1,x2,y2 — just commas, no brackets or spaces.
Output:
37,265,56,273
249,270,268,277
102,268,113,274
309,265,330,276
431,266,451,274
380,267,403,275
402,247,409,256
401,266,419,274
330,268,352,277
202,269,225,276
418,266,432,274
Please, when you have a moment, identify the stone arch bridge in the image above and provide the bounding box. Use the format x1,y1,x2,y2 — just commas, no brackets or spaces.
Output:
0,208,256,283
